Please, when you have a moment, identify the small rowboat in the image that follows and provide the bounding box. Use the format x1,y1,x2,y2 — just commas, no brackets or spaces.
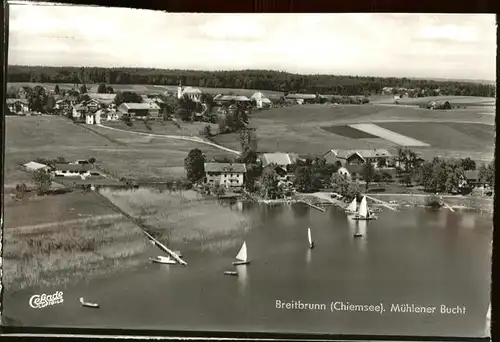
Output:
149,256,177,264
353,233,363,238
224,271,238,276
80,297,99,308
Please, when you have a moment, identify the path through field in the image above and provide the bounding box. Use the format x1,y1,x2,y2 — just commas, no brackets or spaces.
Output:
96,124,241,155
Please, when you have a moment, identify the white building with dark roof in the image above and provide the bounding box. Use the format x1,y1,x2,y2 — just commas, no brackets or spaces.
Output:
177,83,202,102
250,92,272,108
204,163,247,188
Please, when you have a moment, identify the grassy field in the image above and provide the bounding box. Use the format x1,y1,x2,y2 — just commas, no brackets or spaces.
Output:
5,116,234,184
371,95,495,107
100,188,255,253
7,82,284,98
103,120,219,138
212,104,495,160
2,191,150,292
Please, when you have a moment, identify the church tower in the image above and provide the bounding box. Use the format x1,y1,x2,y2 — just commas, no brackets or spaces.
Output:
177,80,183,99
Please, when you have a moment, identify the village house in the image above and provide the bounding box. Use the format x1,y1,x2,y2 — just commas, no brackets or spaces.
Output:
337,166,351,179
324,149,392,168
55,99,73,111
82,99,101,112
177,83,202,102
117,102,154,119
250,92,272,109
53,163,101,179
6,99,29,114
204,163,247,188
87,93,117,110
85,111,101,125
72,104,87,119
95,108,120,122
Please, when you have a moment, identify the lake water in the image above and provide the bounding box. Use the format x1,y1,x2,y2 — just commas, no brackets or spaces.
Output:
3,202,492,338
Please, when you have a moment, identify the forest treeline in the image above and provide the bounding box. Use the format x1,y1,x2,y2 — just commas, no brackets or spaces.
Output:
7,65,495,97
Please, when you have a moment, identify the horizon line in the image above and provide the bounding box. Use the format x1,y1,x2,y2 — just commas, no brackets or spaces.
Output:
7,64,495,84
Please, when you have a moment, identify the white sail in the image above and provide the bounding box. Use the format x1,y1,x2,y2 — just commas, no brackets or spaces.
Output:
358,197,368,218
308,228,312,245
347,198,357,212
235,242,248,262
486,303,491,320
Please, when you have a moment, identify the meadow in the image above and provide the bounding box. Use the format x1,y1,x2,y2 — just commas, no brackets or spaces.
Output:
7,82,284,98
212,104,495,161
4,116,234,185
100,188,256,253
371,95,495,107
2,191,150,292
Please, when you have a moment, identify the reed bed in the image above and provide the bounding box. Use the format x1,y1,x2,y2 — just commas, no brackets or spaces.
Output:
100,188,255,251
3,217,150,292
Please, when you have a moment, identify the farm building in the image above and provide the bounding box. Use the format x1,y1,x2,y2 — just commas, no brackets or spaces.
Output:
22,161,51,172
6,99,29,114
213,94,251,103
53,163,101,178
427,100,451,110
177,83,202,102
250,92,272,109
337,166,351,179
117,102,159,119
82,99,101,112
285,93,317,104
259,153,299,169
204,163,247,188
324,149,392,168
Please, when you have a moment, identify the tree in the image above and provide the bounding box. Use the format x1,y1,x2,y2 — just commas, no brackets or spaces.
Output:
362,162,376,191
106,86,115,93
54,85,60,95
239,128,257,152
114,91,142,106
260,166,282,199
294,166,313,192
79,84,88,94
377,158,387,168
27,85,47,113
44,95,56,114
97,83,107,93
184,148,206,184
460,157,476,171
88,157,96,164
478,161,495,187
400,174,412,187
32,170,52,195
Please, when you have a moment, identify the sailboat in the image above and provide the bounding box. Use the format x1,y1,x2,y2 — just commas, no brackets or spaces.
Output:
232,241,250,265
308,227,315,249
345,198,357,214
351,196,377,221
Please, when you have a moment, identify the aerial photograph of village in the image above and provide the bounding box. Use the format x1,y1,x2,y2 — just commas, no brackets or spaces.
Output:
1,4,495,339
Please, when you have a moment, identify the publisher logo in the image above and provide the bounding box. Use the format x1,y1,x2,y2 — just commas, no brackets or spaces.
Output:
29,291,64,308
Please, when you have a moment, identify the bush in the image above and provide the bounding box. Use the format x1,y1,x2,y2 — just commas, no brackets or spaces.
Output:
425,194,443,208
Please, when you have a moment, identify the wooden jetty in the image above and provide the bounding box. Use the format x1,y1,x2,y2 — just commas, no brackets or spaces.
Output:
363,195,398,211
143,230,187,265
298,200,326,212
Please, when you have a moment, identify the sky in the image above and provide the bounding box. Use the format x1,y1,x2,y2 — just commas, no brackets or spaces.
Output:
7,3,498,80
